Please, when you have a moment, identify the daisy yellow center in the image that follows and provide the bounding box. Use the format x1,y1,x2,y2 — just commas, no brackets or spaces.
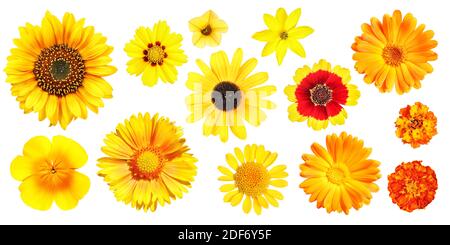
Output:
234,163,270,197
33,44,85,97
143,42,167,66
130,148,164,180
326,166,347,185
211,81,242,111
280,31,289,40
201,25,212,36
405,180,420,197
382,45,405,66
309,84,333,106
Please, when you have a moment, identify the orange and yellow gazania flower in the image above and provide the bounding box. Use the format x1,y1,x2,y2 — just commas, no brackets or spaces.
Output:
5,11,116,129
253,8,313,65
219,144,288,215
186,48,276,142
388,161,438,212
98,113,197,212
300,132,381,214
284,59,360,130
11,136,90,211
395,102,437,148
189,10,228,48
352,10,438,94
125,21,188,87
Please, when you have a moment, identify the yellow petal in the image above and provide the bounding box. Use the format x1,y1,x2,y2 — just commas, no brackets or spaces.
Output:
23,136,51,159
285,8,302,30
226,153,239,170
19,175,54,211
50,135,88,169
10,156,38,181
243,195,252,213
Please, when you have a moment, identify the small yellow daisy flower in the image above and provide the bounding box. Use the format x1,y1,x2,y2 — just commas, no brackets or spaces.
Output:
124,21,188,87
219,144,288,215
189,10,228,48
253,8,313,65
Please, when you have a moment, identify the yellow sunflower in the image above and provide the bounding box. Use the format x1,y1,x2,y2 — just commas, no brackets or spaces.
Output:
284,59,360,130
11,136,90,211
186,48,276,142
300,132,381,214
125,21,188,87
4,11,116,129
189,10,228,48
253,8,313,65
98,113,197,212
219,144,288,215
352,10,438,94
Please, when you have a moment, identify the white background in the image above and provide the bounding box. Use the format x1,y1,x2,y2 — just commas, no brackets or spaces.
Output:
0,0,448,225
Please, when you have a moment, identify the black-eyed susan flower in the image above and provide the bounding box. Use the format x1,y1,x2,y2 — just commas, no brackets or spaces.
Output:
352,10,438,94
284,59,360,130
124,21,187,87
189,10,228,48
98,113,197,212
4,12,116,129
300,132,381,214
395,102,437,148
253,8,313,65
11,136,90,211
388,161,438,212
186,48,276,142
219,144,288,215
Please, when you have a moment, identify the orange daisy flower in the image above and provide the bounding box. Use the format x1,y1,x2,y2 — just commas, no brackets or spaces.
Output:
395,102,437,148
388,161,438,212
352,10,438,94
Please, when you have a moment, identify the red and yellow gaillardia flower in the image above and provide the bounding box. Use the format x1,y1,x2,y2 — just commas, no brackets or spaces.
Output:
98,113,197,212
300,132,381,214
219,144,288,215
125,21,188,87
352,10,438,94
395,102,437,148
5,12,116,129
11,136,90,210
284,59,360,130
388,161,438,212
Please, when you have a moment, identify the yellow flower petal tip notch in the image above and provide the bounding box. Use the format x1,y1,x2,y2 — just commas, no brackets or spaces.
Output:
186,48,276,142
5,11,116,129
284,59,360,131
189,10,228,48
395,102,437,148
98,113,197,212
11,136,90,211
219,144,288,215
300,132,381,214
253,8,313,65
352,10,438,94
125,21,188,87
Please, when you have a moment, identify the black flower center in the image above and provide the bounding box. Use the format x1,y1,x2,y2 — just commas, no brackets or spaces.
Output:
310,84,333,106
201,25,212,36
211,81,242,111
33,44,85,97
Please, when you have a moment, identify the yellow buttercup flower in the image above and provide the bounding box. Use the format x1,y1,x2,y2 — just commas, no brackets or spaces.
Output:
253,8,313,65
98,113,197,212
4,11,116,129
186,48,276,142
125,21,188,87
11,136,90,211
300,132,381,214
189,10,228,48
219,144,288,215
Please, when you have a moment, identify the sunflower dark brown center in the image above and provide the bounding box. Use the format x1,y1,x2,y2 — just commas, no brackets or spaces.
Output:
382,45,405,66
280,31,289,40
309,84,333,106
143,41,168,66
211,81,242,111
34,44,85,97
201,25,212,36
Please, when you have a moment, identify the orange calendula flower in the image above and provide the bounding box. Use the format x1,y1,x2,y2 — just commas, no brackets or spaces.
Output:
300,132,381,214
388,161,438,212
352,10,437,94
395,102,437,148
